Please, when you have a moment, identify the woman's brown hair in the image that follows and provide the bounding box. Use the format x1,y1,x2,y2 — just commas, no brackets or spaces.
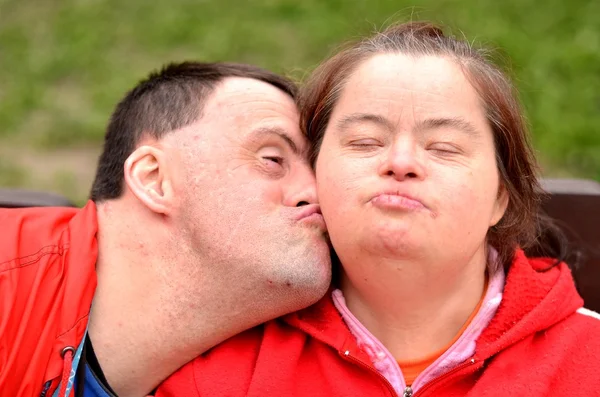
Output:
299,21,570,270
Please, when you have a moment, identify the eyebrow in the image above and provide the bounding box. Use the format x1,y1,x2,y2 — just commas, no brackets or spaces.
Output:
336,113,479,136
336,113,396,133
250,126,300,155
414,117,480,136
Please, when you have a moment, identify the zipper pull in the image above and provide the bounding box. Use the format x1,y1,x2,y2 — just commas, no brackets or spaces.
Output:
403,386,413,397
40,380,52,397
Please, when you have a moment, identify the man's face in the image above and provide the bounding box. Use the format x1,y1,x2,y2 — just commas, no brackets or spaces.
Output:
165,77,331,311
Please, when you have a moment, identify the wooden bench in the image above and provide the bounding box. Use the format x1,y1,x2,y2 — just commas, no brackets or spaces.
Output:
0,188,75,208
540,179,600,312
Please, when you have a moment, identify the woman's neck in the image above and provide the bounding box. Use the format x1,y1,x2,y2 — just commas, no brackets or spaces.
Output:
339,253,488,361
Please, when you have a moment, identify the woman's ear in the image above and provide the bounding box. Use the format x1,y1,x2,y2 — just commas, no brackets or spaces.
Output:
123,144,174,215
490,183,510,227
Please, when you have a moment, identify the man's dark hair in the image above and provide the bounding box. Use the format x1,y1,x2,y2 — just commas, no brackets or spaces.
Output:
90,61,298,202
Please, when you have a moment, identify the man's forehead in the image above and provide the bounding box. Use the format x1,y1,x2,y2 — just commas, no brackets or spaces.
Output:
198,77,304,144
207,77,295,110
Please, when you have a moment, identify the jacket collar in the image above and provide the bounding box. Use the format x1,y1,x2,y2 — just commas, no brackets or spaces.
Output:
283,249,583,362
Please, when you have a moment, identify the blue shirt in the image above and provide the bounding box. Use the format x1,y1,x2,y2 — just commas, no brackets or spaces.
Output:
77,363,115,397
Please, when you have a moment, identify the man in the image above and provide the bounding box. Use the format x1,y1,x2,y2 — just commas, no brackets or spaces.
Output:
0,61,332,397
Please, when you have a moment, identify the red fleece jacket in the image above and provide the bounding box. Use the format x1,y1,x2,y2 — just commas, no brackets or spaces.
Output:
156,251,600,396
0,203,98,397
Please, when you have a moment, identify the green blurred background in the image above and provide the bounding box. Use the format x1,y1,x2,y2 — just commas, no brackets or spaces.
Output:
1,0,598,205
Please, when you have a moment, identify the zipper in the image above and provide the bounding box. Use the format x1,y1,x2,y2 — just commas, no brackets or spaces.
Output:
412,358,482,396
340,348,482,397
40,380,52,397
339,350,399,396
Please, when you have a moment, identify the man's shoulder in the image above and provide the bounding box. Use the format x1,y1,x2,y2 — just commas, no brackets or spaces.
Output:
191,317,308,367
0,205,80,265
205,319,294,352
0,202,98,396
0,201,98,267
159,319,311,396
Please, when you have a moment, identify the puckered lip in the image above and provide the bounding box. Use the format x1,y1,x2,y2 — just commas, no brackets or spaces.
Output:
369,189,428,210
294,204,323,221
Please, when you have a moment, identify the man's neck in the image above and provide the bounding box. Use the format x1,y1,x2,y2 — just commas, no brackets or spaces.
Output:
88,238,254,396
89,205,237,396
340,253,487,361
90,203,304,396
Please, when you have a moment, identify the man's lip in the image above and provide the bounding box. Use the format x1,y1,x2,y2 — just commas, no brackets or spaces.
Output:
295,205,326,230
294,204,323,221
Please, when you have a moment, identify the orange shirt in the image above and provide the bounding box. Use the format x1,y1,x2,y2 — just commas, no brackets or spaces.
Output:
398,277,489,386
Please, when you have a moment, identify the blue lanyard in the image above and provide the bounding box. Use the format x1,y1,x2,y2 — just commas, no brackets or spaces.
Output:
52,327,88,397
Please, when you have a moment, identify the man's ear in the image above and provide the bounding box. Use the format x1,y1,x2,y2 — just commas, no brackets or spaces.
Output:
490,182,510,227
124,145,173,215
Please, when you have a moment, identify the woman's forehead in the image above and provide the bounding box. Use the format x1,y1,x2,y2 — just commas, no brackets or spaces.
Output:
330,54,486,127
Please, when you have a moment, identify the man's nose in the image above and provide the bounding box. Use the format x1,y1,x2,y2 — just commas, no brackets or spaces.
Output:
283,165,318,207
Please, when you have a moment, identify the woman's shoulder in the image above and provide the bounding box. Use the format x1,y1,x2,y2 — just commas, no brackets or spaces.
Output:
570,307,600,331
542,306,600,357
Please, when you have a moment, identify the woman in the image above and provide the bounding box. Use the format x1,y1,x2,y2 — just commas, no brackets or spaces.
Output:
156,21,600,396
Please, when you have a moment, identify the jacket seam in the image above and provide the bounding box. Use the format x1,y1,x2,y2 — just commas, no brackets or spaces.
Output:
193,357,202,397
0,244,70,274
56,311,90,339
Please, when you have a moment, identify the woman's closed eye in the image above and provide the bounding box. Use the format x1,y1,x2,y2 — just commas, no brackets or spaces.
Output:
348,138,384,148
427,142,463,155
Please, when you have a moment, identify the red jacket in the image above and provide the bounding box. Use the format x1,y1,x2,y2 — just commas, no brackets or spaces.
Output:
0,202,98,397
157,251,600,397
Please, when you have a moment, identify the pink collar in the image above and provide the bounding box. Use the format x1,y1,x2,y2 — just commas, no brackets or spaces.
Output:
332,252,506,395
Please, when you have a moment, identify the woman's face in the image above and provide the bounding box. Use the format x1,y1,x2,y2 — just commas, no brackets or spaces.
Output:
316,53,508,271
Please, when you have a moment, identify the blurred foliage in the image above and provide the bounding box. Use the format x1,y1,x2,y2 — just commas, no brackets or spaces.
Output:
0,0,598,202
0,157,28,187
